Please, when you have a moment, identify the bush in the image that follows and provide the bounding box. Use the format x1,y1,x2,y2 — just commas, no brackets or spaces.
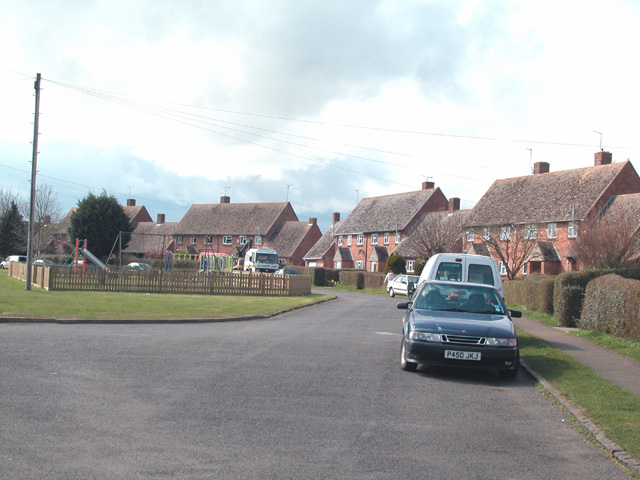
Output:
313,267,327,287
505,275,554,314
580,274,640,341
365,273,385,289
385,254,406,274
339,271,365,289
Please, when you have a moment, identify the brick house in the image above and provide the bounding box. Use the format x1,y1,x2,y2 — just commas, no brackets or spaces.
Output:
303,213,342,268
463,152,640,276
122,199,153,223
266,217,322,266
122,214,177,257
332,182,450,272
173,195,300,257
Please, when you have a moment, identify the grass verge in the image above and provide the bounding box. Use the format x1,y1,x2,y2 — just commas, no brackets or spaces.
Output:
518,330,640,463
569,330,640,364
0,270,332,320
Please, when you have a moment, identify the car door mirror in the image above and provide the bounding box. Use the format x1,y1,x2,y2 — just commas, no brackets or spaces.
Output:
509,309,522,318
397,301,411,310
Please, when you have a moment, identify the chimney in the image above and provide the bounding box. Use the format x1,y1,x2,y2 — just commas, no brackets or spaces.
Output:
220,195,230,204
448,197,460,212
157,213,165,225
595,151,612,166
309,217,317,226
533,162,550,174
332,212,340,224
422,181,435,190
127,199,136,206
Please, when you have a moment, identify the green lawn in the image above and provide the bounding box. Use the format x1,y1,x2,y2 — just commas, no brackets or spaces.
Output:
0,270,332,320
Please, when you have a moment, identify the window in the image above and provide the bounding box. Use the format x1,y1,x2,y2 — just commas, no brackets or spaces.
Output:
177,236,183,245
483,227,491,241
255,235,262,246
204,236,212,245
347,235,352,246
384,233,390,245
522,262,528,275
547,223,557,239
223,236,232,245
466,228,474,242
395,232,401,243
356,260,363,269
238,235,247,245
406,260,415,273
499,261,507,276
371,233,378,245
499,226,511,241
357,234,364,245
568,221,578,238
524,224,537,240
435,262,462,282
468,264,495,286
338,235,343,246
190,236,197,245
370,261,377,272
335,261,342,269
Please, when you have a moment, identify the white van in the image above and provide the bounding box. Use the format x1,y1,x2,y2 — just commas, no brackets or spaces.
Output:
418,253,504,298
0,255,27,269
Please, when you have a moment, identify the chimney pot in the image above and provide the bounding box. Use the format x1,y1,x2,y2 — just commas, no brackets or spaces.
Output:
595,151,612,166
448,197,460,212
157,214,165,224
422,181,435,190
332,212,340,224
533,162,550,174
127,199,136,206
309,217,317,226
220,195,230,204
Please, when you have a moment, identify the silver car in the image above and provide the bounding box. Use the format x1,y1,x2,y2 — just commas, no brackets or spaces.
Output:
387,274,419,297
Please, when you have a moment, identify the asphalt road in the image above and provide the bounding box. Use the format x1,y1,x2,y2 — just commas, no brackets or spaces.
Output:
0,291,632,479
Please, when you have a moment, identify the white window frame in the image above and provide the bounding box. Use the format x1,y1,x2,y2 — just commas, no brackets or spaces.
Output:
395,232,401,243
406,260,415,273
483,227,491,241
499,260,507,276
384,233,390,245
466,228,474,242
355,260,364,269
547,222,557,239
204,236,212,245
238,235,247,245
371,233,378,245
370,261,377,272
568,221,578,238
523,261,528,275
499,226,511,241
254,235,262,246
347,235,352,246
524,224,537,240
357,234,364,245
338,235,343,246
222,236,232,245
190,236,197,245
177,236,183,245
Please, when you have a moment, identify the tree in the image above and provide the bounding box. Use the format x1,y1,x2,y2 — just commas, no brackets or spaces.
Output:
69,191,133,260
411,211,464,262
482,223,537,280
571,208,640,269
385,253,406,274
0,201,27,257
33,184,64,255
0,187,23,219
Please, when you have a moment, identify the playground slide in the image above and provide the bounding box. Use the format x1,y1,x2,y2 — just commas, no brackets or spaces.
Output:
80,248,110,271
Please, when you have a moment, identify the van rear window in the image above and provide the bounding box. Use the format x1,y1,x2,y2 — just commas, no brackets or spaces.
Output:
468,264,494,286
435,262,462,281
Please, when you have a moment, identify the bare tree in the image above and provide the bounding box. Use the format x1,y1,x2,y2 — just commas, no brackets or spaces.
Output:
571,208,640,269
411,211,464,262
482,224,538,280
31,184,64,255
0,187,23,219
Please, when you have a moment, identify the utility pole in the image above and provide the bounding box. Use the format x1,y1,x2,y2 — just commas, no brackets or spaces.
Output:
26,73,41,291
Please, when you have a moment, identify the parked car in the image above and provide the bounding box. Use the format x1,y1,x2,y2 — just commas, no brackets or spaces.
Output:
397,280,521,378
0,255,27,268
276,268,298,275
33,259,54,266
125,262,151,271
387,274,419,297
418,253,504,299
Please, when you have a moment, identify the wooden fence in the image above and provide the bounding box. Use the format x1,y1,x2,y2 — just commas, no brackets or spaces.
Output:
10,264,311,296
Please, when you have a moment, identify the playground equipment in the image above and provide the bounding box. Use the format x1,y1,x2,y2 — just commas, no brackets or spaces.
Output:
65,239,111,272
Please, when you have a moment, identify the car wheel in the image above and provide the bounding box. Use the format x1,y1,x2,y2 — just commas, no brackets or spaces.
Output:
389,288,395,298
400,340,417,372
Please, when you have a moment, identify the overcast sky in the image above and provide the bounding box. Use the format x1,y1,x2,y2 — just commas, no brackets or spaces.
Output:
2,0,639,231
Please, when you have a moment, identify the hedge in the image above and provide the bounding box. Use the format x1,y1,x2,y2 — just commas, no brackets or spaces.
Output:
504,274,554,314
580,274,640,341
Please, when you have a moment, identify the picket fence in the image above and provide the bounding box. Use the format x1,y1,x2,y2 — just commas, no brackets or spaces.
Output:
11,264,311,296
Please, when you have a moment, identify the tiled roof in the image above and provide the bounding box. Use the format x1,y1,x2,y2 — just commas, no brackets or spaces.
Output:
528,241,561,262
123,205,152,223
369,246,389,262
334,247,353,262
267,221,314,257
123,222,177,254
465,243,492,256
603,193,640,227
304,222,342,259
394,210,468,258
175,202,293,235
47,208,76,234
465,162,633,227
335,188,439,234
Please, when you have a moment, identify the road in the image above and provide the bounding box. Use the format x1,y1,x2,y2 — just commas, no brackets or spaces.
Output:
0,291,631,479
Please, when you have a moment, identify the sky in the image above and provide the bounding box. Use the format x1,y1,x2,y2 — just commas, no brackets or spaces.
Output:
2,0,639,232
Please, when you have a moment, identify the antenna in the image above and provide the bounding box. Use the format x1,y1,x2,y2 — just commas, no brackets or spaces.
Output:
593,131,603,151
128,185,134,198
527,148,533,173
354,189,359,204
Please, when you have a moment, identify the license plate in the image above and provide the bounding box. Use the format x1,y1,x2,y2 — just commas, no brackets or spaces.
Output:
445,350,481,361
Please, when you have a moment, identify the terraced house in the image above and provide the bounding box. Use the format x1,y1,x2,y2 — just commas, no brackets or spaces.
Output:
463,151,640,276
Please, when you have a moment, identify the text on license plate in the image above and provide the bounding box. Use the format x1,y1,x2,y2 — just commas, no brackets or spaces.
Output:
445,350,481,361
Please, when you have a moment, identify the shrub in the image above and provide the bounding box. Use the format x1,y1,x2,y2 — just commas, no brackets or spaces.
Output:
313,267,327,287
580,274,640,341
339,271,365,289
505,275,554,314
385,254,406,274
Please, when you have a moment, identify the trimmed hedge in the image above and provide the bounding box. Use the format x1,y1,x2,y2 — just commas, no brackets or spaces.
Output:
504,274,554,314
339,271,365,290
580,274,640,341
554,267,640,327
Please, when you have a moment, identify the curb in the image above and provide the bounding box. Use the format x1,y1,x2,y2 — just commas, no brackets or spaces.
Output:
520,359,640,474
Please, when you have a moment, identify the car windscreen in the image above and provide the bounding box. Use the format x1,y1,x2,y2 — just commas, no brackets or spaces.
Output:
256,253,277,263
413,284,505,315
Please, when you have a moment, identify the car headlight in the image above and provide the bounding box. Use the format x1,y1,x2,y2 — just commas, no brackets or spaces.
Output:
486,337,517,347
409,331,442,342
